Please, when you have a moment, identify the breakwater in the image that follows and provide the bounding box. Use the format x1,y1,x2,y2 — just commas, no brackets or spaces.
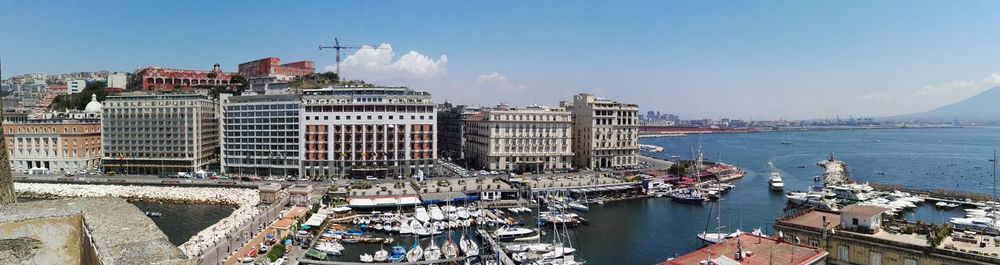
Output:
13,182,261,258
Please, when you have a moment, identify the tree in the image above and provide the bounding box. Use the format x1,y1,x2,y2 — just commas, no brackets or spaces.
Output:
266,243,286,261
926,224,951,249
319,71,339,82
50,81,108,111
230,74,249,93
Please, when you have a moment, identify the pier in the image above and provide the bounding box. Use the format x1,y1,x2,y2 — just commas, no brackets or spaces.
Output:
477,229,517,265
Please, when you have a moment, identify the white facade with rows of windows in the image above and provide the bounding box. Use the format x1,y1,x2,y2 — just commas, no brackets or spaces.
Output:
463,105,573,173
219,93,301,178
563,93,639,169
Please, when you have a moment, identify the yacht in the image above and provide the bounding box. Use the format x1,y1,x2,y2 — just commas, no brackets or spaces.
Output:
389,245,406,262
374,248,388,262
406,240,424,262
494,226,541,242
950,217,1000,235
442,237,459,259
424,238,442,261
314,241,344,256
825,184,874,202
415,206,431,223
460,234,480,256
785,191,839,211
768,172,784,191
566,201,589,211
428,204,446,221
669,188,708,204
359,253,374,263
457,207,471,219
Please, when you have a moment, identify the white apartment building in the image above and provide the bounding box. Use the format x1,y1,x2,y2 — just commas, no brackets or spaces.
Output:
219,94,301,178
464,104,573,173
101,94,219,175
300,86,436,179
563,93,639,169
106,72,127,89
67,79,86,94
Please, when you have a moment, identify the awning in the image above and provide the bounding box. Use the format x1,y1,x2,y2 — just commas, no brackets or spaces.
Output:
331,206,352,212
304,213,328,227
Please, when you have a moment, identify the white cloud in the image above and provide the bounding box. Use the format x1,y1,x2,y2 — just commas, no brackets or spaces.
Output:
477,72,508,83
327,44,448,80
915,73,1000,97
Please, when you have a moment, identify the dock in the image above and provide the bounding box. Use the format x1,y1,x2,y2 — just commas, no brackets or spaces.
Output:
298,257,467,265
477,229,517,265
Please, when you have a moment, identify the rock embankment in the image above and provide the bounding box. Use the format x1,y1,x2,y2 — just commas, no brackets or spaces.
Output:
13,183,260,258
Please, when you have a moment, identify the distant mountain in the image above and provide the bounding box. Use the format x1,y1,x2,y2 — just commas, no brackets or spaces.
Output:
894,87,1000,122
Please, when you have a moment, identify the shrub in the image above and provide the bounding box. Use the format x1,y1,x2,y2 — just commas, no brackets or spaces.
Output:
266,243,286,261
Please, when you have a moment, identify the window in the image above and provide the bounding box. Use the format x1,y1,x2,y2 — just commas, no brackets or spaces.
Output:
852,218,859,226
869,251,882,265
838,245,849,261
903,258,917,265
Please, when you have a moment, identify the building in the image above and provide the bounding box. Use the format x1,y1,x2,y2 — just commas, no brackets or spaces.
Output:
106,72,127,89
101,94,219,175
436,102,471,161
774,208,1000,265
67,80,86,94
463,104,573,173
2,117,102,174
238,57,315,80
239,57,315,95
220,93,301,178
300,86,436,179
659,233,828,265
563,93,639,169
133,64,233,91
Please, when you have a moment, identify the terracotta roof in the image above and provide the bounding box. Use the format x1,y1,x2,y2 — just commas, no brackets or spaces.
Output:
659,234,827,265
778,210,840,230
840,205,886,217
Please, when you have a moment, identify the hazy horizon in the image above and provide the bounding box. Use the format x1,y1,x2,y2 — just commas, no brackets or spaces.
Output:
2,1,999,120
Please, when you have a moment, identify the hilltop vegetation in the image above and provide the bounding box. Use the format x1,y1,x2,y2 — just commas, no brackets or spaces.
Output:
50,81,107,111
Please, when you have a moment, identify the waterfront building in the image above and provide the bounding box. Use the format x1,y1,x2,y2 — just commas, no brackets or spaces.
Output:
659,233,828,265
562,93,639,169
67,79,86,94
463,104,573,173
2,117,101,174
774,207,1000,265
300,86,436,179
101,93,219,175
132,64,233,91
219,93,301,177
106,72,127,89
436,102,472,161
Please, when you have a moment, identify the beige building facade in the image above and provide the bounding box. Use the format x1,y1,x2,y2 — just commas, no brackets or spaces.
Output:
464,104,573,173
3,119,102,174
563,93,639,169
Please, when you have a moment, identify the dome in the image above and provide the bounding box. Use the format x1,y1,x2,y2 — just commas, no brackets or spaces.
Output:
84,94,103,113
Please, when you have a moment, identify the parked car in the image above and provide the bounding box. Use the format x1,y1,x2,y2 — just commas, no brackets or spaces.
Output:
366,176,378,181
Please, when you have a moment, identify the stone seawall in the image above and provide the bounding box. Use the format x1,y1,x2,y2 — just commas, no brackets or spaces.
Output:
13,183,260,258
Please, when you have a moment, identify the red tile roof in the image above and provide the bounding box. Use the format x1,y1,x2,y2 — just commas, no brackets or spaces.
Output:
659,234,827,265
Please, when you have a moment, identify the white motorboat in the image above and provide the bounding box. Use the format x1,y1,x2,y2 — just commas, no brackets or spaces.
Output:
442,237,459,259
567,202,589,211
459,234,479,256
950,217,1000,235
406,240,424,262
399,221,414,234
936,201,960,208
494,226,540,242
428,204,446,221
457,207,471,219
415,206,431,223
314,241,344,256
374,248,388,262
768,172,784,191
424,238,442,261
505,243,553,253
359,253,374,263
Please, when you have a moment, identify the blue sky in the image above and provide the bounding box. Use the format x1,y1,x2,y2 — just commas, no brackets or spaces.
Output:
2,1,1000,119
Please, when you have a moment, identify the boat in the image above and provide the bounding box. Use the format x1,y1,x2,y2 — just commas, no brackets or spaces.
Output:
936,201,960,208
359,253,374,263
428,204,446,221
669,188,708,203
459,234,479,256
566,201,589,211
494,226,540,242
768,172,784,191
389,245,406,262
314,241,344,256
406,240,424,262
415,206,431,223
145,211,162,217
457,207,471,219
374,248,388,262
950,217,1000,235
442,237,459,259
424,238,442,261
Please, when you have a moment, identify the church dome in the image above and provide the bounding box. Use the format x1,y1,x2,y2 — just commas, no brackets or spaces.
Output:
84,94,103,112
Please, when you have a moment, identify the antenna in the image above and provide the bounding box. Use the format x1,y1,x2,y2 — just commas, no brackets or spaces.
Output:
319,37,391,80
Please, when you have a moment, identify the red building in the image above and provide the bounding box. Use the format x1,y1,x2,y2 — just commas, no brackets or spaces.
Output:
238,57,315,80
134,64,234,91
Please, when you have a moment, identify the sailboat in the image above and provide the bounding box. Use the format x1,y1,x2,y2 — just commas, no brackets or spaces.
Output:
424,237,442,261
697,201,729,245
459,234,479,256
406,238,424,262
442,233,459,259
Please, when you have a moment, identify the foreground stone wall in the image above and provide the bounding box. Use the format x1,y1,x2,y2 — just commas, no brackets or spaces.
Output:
0,215,83,265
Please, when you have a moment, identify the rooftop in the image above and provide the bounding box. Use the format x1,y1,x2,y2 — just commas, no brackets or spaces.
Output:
659,234,827,265
840,204,886,217
777,210,840,230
